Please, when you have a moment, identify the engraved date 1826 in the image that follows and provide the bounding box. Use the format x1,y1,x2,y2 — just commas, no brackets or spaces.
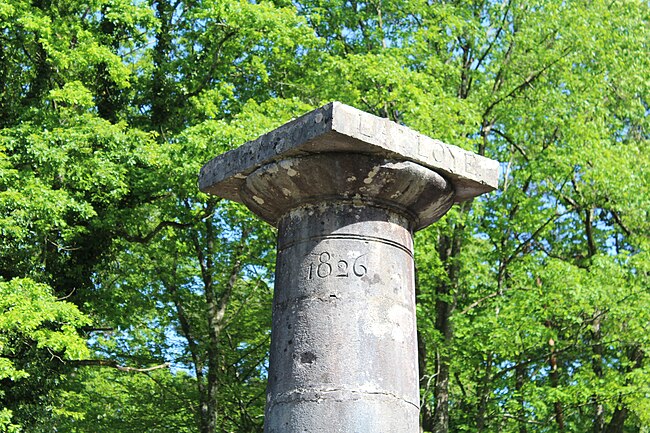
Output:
306,251,368,279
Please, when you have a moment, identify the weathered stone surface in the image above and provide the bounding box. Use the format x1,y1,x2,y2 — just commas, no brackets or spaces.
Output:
198,103,499,433
240,153,455,230
199,101,499,204
267,203,420,433
242,154,453,433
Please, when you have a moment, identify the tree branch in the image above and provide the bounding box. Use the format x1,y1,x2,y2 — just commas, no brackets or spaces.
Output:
122,204,216,243
506,211,564,265
493,128,529,162
485,47,572,118
186,29,239,99
584,207,597,257
214,228,251,333
474,0,512,71
80,326,114,333
460,286,515,314
123,220,193,243
71,359,170,373
610,209,631,237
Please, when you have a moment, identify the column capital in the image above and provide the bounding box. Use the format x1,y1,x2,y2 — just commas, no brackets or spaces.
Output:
240,153,454,230
199,102,499,208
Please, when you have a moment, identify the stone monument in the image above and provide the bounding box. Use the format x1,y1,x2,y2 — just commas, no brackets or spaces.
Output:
199,102,498,433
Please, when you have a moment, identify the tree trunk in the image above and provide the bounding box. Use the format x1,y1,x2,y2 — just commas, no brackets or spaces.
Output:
199,216,219,433
191,213,248,433
417,272,435,432
604,346,645,433
476,354,492,432
432,345,451,433
604,405,628,433
95,7,123,123
163,263,211,433
515,362,527,433
548,337,564,432
432,212,466,433
151,0,174,132
592,311,604,433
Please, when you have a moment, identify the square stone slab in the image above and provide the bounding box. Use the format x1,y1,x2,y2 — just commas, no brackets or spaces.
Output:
199,102,499,203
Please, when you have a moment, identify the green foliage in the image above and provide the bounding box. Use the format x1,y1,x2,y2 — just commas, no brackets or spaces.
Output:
0,278,90,431
0,279,89,358
0,112,164,291
1,0,648,432
50,368,197,433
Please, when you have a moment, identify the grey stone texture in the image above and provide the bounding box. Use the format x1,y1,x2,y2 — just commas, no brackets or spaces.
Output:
267,200,420,433
199,101,499,206
199,103,498,433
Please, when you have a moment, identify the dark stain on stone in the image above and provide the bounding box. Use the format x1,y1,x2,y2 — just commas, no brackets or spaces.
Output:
300,351,317,364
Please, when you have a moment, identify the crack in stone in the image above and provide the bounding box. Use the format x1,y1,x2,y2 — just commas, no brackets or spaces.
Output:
272,292,413,314
268,387,420,411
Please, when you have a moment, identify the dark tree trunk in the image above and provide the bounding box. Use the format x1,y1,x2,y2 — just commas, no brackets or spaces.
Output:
432,211,466,433
432,333,451,433
416,266,436,433
190,212,248,433
604,405,628,433
515,362,527,433
592,312,605,433
0,33,10,127
604,346,645,433
24,40,51,108
549,341,564,432
476,354,492,432
197,216,219,433
418,329,435,432
95,8,124,123
151,0,174,132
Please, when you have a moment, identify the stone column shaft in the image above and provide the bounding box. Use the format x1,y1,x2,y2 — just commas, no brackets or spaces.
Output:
239,152,454,433
266,204,419,432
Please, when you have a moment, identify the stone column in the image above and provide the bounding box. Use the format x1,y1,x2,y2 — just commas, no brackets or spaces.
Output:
199,102,498,433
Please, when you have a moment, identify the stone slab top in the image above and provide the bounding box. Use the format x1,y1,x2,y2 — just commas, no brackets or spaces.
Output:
199,102,499,203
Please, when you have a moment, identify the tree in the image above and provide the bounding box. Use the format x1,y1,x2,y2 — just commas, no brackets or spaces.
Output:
286,0,649,431
1,0,648,432
0,278,90,432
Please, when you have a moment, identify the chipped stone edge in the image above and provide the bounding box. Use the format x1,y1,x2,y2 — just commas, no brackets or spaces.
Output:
199,102,499,203
198,102,336,201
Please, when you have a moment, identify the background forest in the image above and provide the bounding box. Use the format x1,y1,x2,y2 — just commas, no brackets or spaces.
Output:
1,0,649,432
